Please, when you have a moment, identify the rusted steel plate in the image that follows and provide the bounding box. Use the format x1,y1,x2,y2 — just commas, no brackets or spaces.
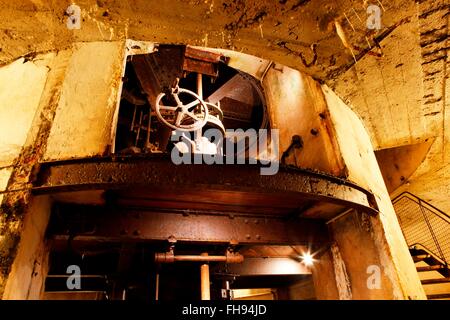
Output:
132,45,185,99
183,58,218,77
33,155,378,215
185,46,227,63
48,204,328,245
183,46,227,77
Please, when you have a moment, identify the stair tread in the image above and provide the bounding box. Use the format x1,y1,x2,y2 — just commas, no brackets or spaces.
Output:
416,265,445,271
427,293,450,299
413,255,432,262
421,277,450,285
409,248,445,263
410,248,427,255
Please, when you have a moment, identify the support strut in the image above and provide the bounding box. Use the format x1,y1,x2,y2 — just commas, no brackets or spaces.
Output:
154,251,244,264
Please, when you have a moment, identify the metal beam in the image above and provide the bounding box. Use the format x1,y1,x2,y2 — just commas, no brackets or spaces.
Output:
185,46,227,64
33,156,378,215
215,257,312,276
155,252,244,263
204,73,263,107
48,204,329,245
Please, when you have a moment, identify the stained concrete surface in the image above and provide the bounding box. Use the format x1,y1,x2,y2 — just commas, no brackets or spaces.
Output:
0,0,447,210
0,0,447,300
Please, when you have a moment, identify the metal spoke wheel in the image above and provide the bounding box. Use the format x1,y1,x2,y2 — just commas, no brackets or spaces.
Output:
155,88,209,132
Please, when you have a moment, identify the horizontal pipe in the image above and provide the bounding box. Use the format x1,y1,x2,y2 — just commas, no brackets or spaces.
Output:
46,275,106,278
155,252,244,264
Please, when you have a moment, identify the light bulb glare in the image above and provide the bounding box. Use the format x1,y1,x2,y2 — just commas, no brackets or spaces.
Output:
301,253,314,266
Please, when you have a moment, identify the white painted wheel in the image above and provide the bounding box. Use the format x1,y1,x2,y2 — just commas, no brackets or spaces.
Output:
155,88,209,132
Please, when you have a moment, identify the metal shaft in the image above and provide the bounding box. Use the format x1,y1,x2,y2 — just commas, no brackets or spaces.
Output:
155,252,244,263
155,271,159,301
197,73,203,99
200,253,210,300
196,73,203,139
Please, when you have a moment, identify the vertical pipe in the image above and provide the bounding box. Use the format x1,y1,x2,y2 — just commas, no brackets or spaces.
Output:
195,73,204,141
155,271,160,301
135,110,143,146
130,105,137,131
224,280,231,300
200,252,210,300
197,73,203,99
146,106,152,150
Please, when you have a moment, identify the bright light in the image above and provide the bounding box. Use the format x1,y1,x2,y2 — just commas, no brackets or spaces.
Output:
301,252,314,266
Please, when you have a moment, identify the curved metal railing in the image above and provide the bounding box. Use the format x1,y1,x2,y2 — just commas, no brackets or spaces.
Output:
393,192,450,266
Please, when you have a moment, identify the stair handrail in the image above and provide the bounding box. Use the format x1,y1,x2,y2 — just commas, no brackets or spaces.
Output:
393,192,450,221
393,192,450,266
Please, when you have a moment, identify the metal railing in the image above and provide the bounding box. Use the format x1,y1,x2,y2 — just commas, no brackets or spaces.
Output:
393,192,450,266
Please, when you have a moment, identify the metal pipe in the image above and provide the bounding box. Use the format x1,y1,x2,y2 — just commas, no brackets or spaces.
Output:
195,73,203,139
45,274,107,279
222,280,231,300
259,61,273,85
135,110,143,146
130,105,137,131
197,73,203,99
146,106,152,149
200,253,210,300
155,252,244,264
155,271,159,301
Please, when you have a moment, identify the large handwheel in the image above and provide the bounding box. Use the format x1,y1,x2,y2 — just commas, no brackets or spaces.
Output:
155,88,209,132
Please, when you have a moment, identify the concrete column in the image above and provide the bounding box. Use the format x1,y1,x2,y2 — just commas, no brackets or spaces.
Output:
0,51,71,299
0,42,126,299
311,247,340,299
317,86,427,300
264,67,426,300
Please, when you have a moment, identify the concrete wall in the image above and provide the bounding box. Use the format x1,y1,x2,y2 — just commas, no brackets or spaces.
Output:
44,42,125,160
263,65,346,176
283,278,316,300
0,54,56,296
0,168,12,205
0,57,51,166
330,0,450,217
0,56,53,205
2,196,52,299
0,41,427,300
327,211,398,299
311,249,340,299
0,42,126,299
320,86,426,299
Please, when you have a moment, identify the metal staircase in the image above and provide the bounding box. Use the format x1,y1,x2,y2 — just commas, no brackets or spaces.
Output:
393,192,450,300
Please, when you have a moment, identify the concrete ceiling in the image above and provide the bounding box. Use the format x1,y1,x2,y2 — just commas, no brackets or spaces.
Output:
329,0,449,212
0,0,414,78
0,0,448,210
